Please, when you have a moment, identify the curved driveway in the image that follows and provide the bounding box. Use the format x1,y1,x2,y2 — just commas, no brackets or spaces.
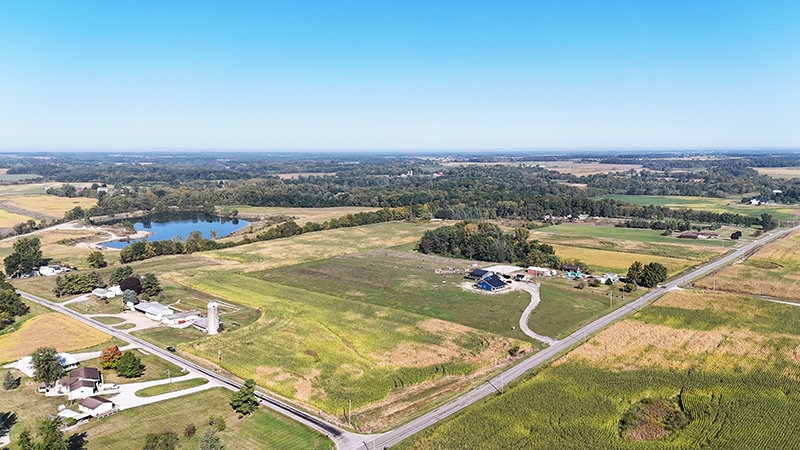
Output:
18,225,798,450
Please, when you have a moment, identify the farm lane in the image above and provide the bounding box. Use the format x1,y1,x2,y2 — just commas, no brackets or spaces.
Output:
13,224,798,450
15,290,357,450
515,282,557,345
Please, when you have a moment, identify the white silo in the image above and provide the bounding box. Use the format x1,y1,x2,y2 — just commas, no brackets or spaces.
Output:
207,301,219,335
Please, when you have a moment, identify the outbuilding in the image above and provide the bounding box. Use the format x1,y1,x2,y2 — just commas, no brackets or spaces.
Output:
78,396,115,416
162,309,201,326
134,302,174,321
475,274,508,292
465,269,490,280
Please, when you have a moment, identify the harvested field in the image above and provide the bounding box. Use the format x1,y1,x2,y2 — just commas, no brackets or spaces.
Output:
0,209,35,228
753,166,800,179
396,291,800,450
2,195,97,219
218,205,379,225
695,229,800,299
532,232,725,261
548,244,692,276
0,313,110,363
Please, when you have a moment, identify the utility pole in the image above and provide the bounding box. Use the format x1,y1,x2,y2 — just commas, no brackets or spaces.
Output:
218,350,221,366
348,399,351,426
167,368,171,385
501,371,505,394
609,288,612,307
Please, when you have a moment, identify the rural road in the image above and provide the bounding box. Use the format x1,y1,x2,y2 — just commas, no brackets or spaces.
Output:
17,224,799,450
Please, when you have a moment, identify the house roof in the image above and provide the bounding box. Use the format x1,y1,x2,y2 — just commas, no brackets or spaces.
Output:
481,275,507,289
679,232,698,238
62,378,96,391
562,264,580,271
70,366,101,381
79,396,112,410
57,353,79,367
92,288,109,296
468,269,490,278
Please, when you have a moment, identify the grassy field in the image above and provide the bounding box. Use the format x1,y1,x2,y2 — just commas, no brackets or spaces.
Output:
134,377,208,397
178,273,525,429
547,244,694,276
0,384,331,450
3,195,97,218
0,183,54,196
534,223,735,245
443,161,643,175
0,173,41,181
397,290,800,450
196,220,449,272
247,249,533,341
530,278,643,338
602,194,800,221
532,230,726,261
695,229,800,299
0,313,110,363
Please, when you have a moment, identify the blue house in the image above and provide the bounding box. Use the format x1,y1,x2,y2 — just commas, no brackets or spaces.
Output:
475,274,508,291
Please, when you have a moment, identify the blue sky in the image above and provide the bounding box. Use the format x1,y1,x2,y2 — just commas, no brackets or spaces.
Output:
0,1,798,151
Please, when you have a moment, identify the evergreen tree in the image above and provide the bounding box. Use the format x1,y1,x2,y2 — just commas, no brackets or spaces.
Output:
87,251,107,268
197,427,224,450
2,370,19,390
110,265,134,285
626,261,644,284
116,350,145,378
141,273,162,297
640,262,668,288
230,379,259,417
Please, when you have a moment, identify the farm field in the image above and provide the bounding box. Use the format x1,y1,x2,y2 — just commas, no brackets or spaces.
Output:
0,313,110,363
1,195,97,218
529,278,643,338
532,231,726,261
197,220,450,273
534,223,736,245
397,290,800,450
0,383,331,450
0,210,35,228
548,244,693,276
0,173,41,181
218,205,379,225
0,182,55,197
601,194,800,221
753,166,800,179
178,273,526,429
247,249,534,341
444,161,643,175
695,228,800,299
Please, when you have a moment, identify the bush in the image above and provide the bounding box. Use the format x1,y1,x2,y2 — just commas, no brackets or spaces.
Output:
183,423,196,439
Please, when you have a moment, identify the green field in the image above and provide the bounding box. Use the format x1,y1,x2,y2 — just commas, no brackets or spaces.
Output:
530,278,642,338
532,231,726,261
535,223,727,245
0,383,331,450
548,244,693,276
247,249,533,341
178,273,524,427
0,174,41,181
602,194,800,221
134,377,209,397
397,290,800,450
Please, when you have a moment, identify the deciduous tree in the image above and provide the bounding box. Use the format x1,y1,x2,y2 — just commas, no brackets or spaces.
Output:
87,251,107,269
4,237,42,277
100,346,122,369
31,347,63,382
197,427,224,450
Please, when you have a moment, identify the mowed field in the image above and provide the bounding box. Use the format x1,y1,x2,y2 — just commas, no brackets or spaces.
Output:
548,244,693,276
602,194,800,221
247,249,534,341
198,221,450,272
179,273,525,429
0,210,35,228
0,313,110,363
695,229,800,299
0,229,119,271
397,290,800,450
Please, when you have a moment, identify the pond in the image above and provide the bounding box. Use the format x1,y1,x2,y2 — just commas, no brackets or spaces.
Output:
102,212,249,249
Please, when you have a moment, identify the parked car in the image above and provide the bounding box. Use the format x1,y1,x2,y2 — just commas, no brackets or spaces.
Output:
166,346,177,352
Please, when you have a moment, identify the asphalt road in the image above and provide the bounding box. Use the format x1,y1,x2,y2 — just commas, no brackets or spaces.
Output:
19,225,798,450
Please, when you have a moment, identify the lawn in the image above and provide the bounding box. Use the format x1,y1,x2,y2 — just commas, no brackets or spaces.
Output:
79,349,185,384
0,229,120,271
529,278,643,338
396,290,800,450
695,228,800,299
531,231,726,261
178,273,525,429
0,383,331,450
601,194,800,221
247,249,533,341
535,223,732,245
547,244,694,276
0,313,110,363
134,377,208,397
195,220,450,273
